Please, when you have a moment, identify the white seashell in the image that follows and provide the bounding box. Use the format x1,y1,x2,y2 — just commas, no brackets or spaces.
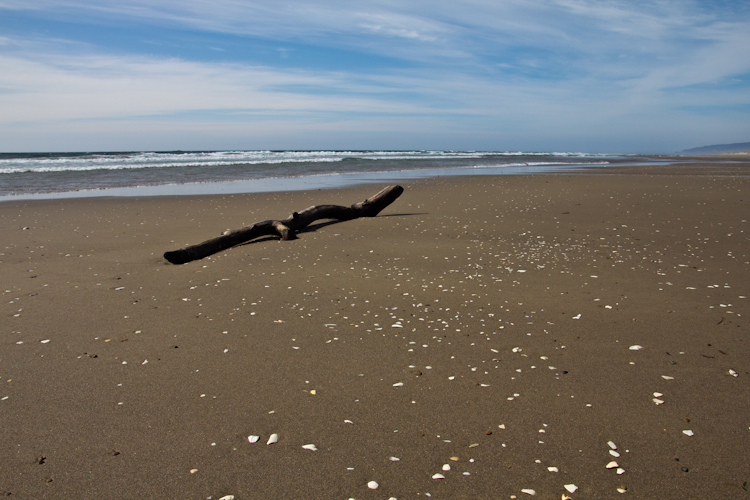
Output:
608,440,617,449
572,314,581,320
653,398,664,405
521,489,536,495
629,345,643,350
367,480,379,489
302,444,318,451
40,339,51,344
248,435,259,443
729,369,738,377
389,456,400,461
683,430,694,436
219,496,235,500
267,433,278,445
393,382,404,387
617,468,625,475
548,467,558,472
606,461,619,469
344,419,353,424
564,484,578,493
610,450,620,457
432,473,445,479
442,464,451,471
653,392,663,397
617,488,627,493
662,375,674,380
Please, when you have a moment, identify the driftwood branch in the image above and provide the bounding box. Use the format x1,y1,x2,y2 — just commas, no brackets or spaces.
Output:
163,184,404,265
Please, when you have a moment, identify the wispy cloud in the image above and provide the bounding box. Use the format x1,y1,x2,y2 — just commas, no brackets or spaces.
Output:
1,0,749,152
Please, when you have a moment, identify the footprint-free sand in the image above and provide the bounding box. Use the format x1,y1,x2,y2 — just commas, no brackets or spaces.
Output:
2,163,749,499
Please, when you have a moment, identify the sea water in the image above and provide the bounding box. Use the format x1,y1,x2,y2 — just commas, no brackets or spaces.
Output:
0,150,620,200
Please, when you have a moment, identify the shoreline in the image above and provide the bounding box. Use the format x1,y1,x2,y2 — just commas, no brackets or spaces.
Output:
1,167,748,499
4,155,750,203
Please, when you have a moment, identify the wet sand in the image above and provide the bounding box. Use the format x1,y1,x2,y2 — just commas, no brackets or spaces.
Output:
1,163,749,499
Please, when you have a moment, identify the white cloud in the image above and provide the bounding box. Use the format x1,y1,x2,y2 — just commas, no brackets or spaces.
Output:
1,0,749,151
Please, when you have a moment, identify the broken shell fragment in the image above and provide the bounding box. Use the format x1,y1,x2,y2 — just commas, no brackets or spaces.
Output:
302,444,318,451
267,434,278,445
248,435,260,443
629,345,643,350
606,461,619,469
367,481,379,489
521,489,536,496
564,484,578,493
442,464,451,471
432,473,445,479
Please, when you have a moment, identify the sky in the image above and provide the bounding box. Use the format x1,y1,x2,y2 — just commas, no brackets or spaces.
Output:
1,0,749,153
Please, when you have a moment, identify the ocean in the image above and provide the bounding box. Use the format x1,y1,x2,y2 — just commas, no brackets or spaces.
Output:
0,150,631,200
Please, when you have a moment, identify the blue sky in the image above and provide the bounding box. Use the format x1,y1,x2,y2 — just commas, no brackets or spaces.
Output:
1,0,749,153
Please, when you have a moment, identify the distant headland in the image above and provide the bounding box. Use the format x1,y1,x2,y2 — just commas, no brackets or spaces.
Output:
678,141,750,156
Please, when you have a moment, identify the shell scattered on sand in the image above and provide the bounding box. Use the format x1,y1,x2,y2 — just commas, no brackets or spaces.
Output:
248,435,259,443
267,434,278,445
367,480,379,489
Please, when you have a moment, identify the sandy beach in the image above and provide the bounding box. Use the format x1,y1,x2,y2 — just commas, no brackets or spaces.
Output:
1,163,749,499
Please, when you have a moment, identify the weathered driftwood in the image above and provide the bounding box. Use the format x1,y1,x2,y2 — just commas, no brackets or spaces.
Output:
163,184,404,265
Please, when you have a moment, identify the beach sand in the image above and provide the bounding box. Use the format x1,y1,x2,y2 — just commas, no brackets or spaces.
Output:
1,164,749,499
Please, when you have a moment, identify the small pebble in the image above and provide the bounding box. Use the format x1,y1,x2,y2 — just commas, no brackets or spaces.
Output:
367,480,379,489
